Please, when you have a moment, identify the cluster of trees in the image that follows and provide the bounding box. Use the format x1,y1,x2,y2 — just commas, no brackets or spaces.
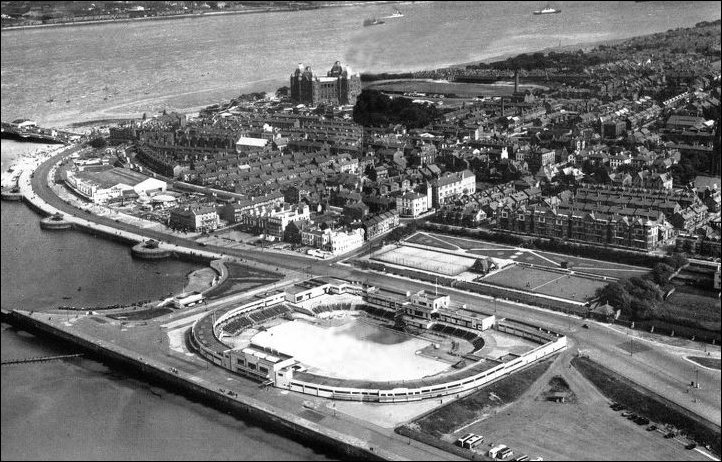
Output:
384,221,419,243
359,72,416,82
465,50,608,73
87,137,108,149
353,90,440,129
595,254,688,321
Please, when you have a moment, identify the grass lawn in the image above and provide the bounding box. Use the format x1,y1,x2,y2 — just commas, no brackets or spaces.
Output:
413,358,553,438
405,233,459,251
420,232,650,279
482,265,604,302
658,287,721,331
687,356,721,370
484,265,562,289
572,356,721,455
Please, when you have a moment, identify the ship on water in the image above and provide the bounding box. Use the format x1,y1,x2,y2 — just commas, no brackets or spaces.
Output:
533,4,561,15
363,17,385,26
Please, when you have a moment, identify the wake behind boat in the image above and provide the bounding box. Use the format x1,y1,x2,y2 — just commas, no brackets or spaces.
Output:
363,18,385,27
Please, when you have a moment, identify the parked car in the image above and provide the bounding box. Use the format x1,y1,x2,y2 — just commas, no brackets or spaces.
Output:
665,432,676,439
581,324,589,329
685,443,697,450
646,425,657,431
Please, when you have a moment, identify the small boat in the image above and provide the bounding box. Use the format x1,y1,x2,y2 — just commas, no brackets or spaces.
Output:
77,286,82,291
62,296,72,300
533,4,561,15
66,99,71,103
46,97,54,103
388,8,404,18
363,17,385,26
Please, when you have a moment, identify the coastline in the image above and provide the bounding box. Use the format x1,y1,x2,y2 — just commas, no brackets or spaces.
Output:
0,1,397,32
46,37,627,133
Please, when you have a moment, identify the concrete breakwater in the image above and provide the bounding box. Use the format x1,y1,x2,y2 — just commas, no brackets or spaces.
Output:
131,241,172,259
0,309,387,461
39,213,72,230
1,188,23,201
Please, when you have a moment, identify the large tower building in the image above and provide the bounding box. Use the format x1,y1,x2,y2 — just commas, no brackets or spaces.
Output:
290,61,361,106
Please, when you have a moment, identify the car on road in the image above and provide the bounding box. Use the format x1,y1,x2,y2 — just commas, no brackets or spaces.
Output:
621,411,632,417
685,443,697,450
646,425,657,431
581,324,589,329
665,432,676,439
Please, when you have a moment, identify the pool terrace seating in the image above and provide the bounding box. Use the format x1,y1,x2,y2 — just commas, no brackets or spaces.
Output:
358,304,395,321
221,305,291,336
431,323,485,351
310,303,354,315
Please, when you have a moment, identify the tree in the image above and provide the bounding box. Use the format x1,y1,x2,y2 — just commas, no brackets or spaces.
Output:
276,86,289,98
630,298,655,321
353,89,440,129
649,263,675,286
283,221,303,244
625,277,663,302
364,164,377,182
88,137,107,149
663,253,688,270
595,281,631,311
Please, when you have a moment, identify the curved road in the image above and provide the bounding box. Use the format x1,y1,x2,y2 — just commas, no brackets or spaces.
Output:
30,149,721,427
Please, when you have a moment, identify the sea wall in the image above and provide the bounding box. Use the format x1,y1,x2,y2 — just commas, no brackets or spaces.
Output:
0,309,387,461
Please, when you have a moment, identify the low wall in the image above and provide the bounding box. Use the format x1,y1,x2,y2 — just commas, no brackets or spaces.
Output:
284,335,566,403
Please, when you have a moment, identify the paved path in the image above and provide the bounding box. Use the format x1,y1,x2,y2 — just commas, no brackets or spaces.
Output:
22,149,722,428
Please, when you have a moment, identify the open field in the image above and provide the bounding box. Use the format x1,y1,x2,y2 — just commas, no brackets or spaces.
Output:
373,245,477,276
410,359,554,438
107,307,172,321
426,353,712,461
659,287,722,332
365,79,543,97
206,263,280,300
482,265,606,302
250,318,449,381
407,232,650,280
572,356,721,456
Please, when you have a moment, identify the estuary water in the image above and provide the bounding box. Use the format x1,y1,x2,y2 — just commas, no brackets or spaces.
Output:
1,1,721,459
0,142,334,461
1,1,720,127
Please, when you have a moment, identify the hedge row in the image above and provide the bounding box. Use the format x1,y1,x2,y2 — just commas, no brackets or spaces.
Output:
614,317,721,343
453,280,587,316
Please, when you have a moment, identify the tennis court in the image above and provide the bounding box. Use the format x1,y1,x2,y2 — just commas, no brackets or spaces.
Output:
373,245,477,276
